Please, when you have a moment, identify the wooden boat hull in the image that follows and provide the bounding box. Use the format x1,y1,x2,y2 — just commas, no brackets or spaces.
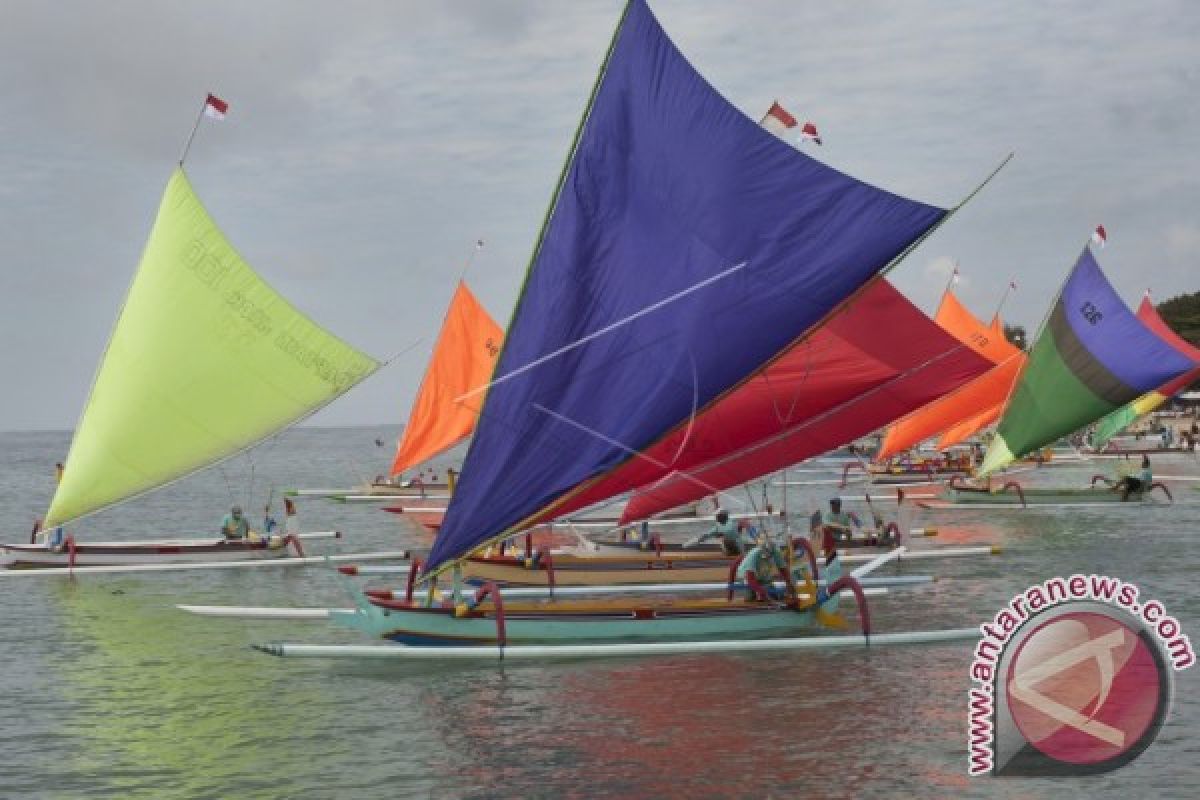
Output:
0,538,299,569
588,535,893,553
331,595,831,645
463,552,735,586
459,543,894,587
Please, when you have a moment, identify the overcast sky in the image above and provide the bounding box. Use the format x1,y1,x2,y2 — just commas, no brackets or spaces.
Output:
2,1,1197,431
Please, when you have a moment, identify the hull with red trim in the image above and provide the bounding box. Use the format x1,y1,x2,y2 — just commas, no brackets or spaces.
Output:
0,537,299,569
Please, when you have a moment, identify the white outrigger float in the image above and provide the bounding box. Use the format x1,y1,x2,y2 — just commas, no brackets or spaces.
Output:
185,545,991,660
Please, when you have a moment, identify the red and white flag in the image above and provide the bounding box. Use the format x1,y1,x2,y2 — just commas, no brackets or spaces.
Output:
203,93,229,120
1091,224,1107,248
761,101,798,136
799,121,822,146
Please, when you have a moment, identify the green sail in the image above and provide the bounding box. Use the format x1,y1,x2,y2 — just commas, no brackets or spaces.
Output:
979,249,1192,476
45,169,379,527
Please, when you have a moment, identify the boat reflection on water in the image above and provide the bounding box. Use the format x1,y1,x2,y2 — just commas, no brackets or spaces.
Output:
398,646,977,796
51,580,324,797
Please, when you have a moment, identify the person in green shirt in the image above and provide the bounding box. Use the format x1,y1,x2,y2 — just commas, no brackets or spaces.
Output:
1113,455,1152,501
689,509,747,556
220,505,249,539
735,535,787,601
817,497,860,542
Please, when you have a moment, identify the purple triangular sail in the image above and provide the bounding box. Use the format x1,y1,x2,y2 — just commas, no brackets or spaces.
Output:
427,0,947,570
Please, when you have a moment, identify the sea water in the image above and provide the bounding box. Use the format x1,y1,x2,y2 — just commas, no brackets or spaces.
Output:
1,427,1197,798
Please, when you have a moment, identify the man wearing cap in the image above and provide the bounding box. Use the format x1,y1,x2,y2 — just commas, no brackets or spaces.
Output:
220,505,250,539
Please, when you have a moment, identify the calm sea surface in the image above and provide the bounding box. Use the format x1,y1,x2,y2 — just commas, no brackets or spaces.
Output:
1,427,1197,798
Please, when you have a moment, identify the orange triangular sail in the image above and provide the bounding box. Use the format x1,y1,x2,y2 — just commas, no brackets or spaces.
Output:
390,281,503,476
934,291,1019,363
877,290,1024,460
936,400,1003,450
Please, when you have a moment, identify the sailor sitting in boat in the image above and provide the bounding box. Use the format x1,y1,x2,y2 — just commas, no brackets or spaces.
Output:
735,535,787,601
689,509,746,555
220,505,250,539
1112,456,1152,501
816,497,860,542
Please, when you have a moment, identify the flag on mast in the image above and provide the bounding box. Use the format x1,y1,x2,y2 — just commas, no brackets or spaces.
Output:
799,121,822,145
761,101,798,136
203,94,229,120
1091,224,1107,248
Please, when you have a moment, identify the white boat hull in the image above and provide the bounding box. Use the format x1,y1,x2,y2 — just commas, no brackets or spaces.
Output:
0,532,340,569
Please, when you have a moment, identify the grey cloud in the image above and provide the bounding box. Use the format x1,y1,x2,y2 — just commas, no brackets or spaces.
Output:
1,1,1197,431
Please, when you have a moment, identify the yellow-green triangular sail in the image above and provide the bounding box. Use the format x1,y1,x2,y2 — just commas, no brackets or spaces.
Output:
45,169,379,527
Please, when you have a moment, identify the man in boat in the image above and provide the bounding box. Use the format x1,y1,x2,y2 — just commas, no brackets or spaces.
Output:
816,497,860,543
1112,455,1152,501
220,505,250,539
735,534,787,601
689,509,746,555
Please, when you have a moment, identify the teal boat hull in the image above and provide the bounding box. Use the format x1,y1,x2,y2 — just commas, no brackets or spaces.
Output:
330,596,837,646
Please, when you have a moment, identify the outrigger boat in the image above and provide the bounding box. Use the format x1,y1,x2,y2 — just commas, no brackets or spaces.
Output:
188,548,982,659
191,544,993,654
2,502,337,569
841,458,972,486
213,0,1009,660
924,234,1198,511
288,279,503,503
2,136,394,571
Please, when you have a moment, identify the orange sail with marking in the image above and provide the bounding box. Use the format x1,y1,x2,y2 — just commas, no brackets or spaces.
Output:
933,291,1018,363
390,281,503,476
877,290,1024,460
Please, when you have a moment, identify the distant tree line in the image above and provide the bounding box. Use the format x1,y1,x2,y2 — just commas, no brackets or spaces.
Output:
1003,323,1027,351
